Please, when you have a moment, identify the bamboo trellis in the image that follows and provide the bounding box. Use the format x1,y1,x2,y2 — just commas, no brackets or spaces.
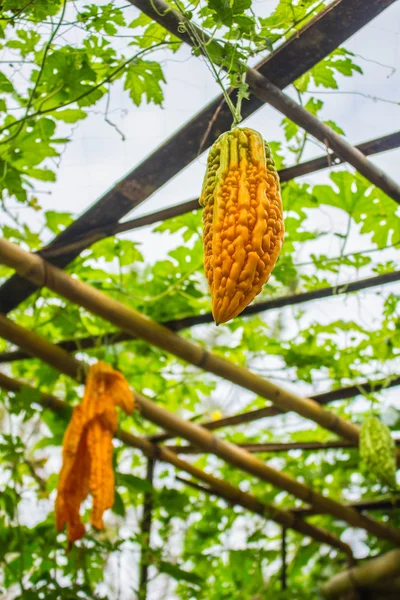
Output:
0,239,361,444
0,0,399,593
0,372,351,554
0,239,399,548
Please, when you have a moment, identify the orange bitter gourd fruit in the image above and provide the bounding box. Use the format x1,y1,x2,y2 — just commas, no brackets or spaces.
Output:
55,361,134,546
199,127,284,324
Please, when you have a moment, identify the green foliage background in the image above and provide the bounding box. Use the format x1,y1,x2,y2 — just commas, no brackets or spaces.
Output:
0,0,399,598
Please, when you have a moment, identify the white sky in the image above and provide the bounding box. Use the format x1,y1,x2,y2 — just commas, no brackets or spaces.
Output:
25,0,400,264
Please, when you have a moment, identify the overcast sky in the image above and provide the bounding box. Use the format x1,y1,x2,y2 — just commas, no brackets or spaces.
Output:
22,0,399,265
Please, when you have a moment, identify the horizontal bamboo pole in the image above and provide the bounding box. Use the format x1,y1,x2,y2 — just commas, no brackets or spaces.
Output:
0,316,399,545
321,549,400,598
151,374,400,443
0,238,361,445
131,0,400,204
0,371,352,555
2,268,399,364
166,438,400,454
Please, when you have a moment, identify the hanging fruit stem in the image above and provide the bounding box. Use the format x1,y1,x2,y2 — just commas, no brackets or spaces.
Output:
173,0,245,127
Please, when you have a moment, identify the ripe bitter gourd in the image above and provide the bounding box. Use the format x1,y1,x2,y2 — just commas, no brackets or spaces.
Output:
200,127,284,324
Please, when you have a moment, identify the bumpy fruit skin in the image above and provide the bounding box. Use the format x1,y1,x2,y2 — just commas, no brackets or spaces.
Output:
360,416,396,489
200,127,284,324
55,361,134,546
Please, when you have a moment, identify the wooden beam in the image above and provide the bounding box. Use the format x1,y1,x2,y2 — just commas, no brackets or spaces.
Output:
0,237,361,444
133,0,400,203
279,130,400,183
0,371,353,555
166,438,400,455
292,497,400,517
0,0,396,314
20,129,400,264
246,70,400,203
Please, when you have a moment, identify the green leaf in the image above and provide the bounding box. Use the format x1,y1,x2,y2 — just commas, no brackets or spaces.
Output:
112,490,126,517
124,60,166,106
282,117,298,141
324,119,345,135
45,211,74,235
158,560,203,586
0,72,14,93
52,109,88,123
117,473,153,493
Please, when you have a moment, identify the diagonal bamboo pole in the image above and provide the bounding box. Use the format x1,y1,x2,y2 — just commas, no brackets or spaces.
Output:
152,369,400,442
1,268,399,364
176,477,400,517
150,373,400,443
292,497,400,518
0,317,399,545
0,371,352,555
0,238,360,444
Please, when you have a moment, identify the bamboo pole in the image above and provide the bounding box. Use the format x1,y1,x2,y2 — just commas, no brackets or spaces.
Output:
0,311,399,545
0,314,84,380
0,318,398,545
0,238,361,444
151,374,400,443
321,549,400,598
0,371,352,555
130,0,400,204
1,269,399,365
